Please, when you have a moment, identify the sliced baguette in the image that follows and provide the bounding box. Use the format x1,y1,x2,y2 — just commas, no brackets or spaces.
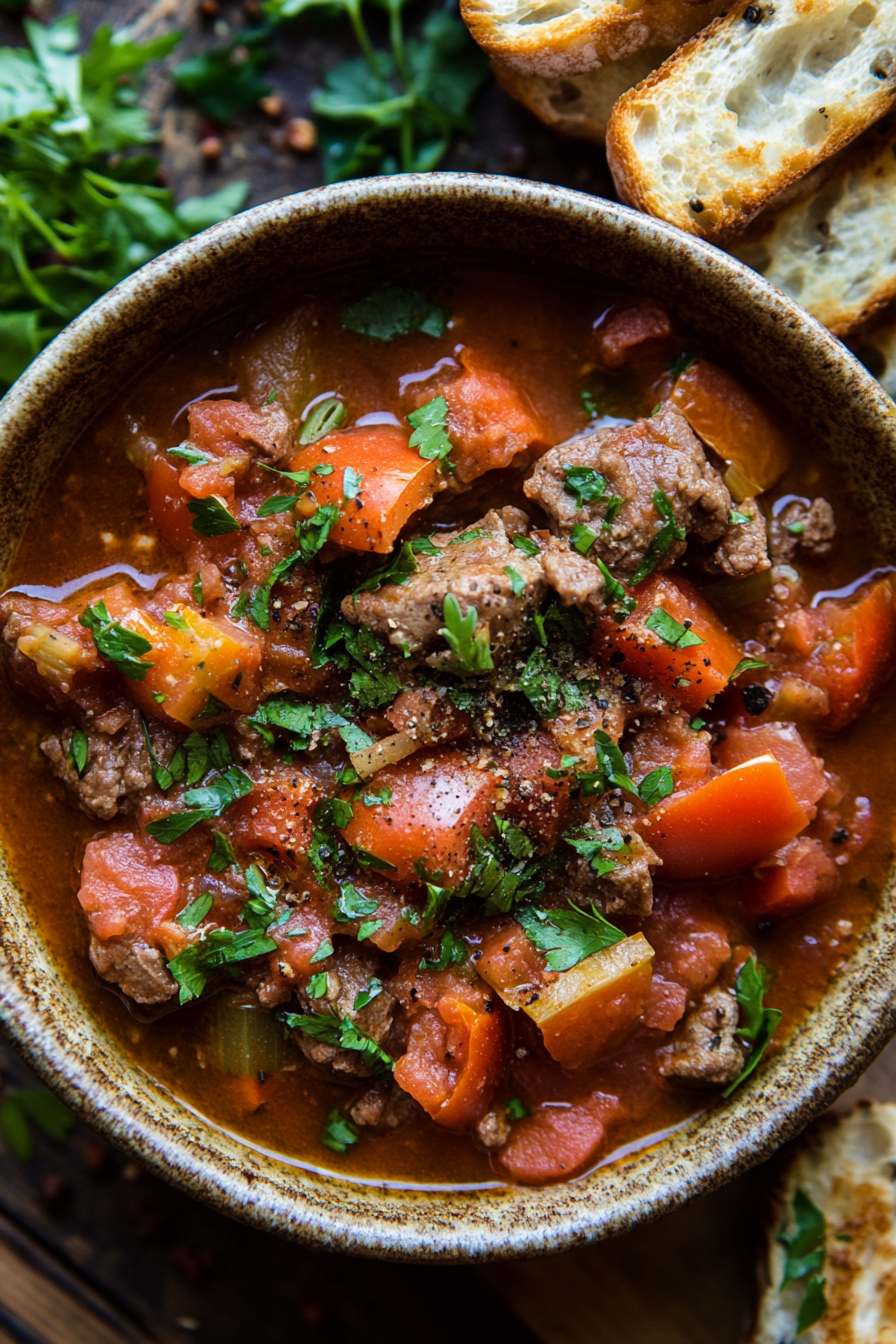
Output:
494,46,673,140
460,0,722,78
751,1101,896,1343
731,116,896,335
607,0,896,238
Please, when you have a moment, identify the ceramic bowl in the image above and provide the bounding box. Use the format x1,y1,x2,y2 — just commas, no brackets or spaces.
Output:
2,174,895,1261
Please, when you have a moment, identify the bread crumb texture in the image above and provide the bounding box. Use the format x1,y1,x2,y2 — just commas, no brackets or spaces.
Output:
460,0,721,77
733,117,896,334
751,1101,896,1344
607,0,896,237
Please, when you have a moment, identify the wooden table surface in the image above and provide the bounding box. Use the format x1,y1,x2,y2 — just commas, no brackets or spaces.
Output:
0,3,892,1340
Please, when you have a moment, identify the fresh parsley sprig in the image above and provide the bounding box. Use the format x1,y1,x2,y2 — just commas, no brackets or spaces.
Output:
407,394,453,464
145,765,253,843
80,600,153,681
629,489,687,586
777,1189,828,1335
439,594,493,673
168,926,278,1004
278,1008,393,1073
721,955,783,1098
517,901,625,972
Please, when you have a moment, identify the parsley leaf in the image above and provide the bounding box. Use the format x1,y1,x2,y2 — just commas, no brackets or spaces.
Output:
248,695,347,752
517,901,625,972
278,1009,393,1072
171,26,274,123
419,927,466,972
730,656,769,681
80,600,153,681
570,523,598,555
187,496,241,537
563,824,629,877
318,616,401,709
168,443,210,466
257,494,301,518
669,352,698,379
163,609,190,632
592,729,640,798
512,535,540,558
176,892,213,929
140,716,173,791
167,926,277,1004
638,765,674,808
439,593,493,673
778,1189,826,1290
295,504,340,564
321,1109,360,1153
145,766,253,843
207,830,237,873
341,284,448,341
504,565,525,595
563,464,607,510
343,466,363,501
352,845,398,872
506,1097,530,1121
594,558,636,621
353,977,383,1011
300,397,346,445
721,955,782,1098
407,395,453,464
248,550,303,632
68,727,88,777
316,797,354,830
448,821,545,915
729,508,753,526
353,540,418,595
629,490,686,586
518,647,585,720
334,883,379,923
644,607,705,649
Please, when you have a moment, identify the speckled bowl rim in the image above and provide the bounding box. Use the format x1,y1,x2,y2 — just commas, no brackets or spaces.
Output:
2,173,896,1263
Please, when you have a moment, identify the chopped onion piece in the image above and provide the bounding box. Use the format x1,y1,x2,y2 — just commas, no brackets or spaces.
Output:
350,730,418,780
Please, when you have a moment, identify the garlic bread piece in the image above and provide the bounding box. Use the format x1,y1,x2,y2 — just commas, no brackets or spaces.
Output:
607,0,896,239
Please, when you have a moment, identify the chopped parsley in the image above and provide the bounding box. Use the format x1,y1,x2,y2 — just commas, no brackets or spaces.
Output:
248,695,347,752
316,616,401,709
168,444,210,466
334,883,379,923
341,284,449,342
721,955,782,1098
68,728,88,777
420,927,466,972
730,656,769,681
248,550,304,632
163,609,190,632
343,466,363,501
644,607,705,649
628,489,686,586
562,465,608,510
145,766,253,843
517,901,625,972
310,939,334,964
187,496,241,537
595,558,636,621
295,504,341,565
316,797,354,830
518,647,585,720
729,508,753,526
300,398,346,445
207,830,237,873
448,820,546,915
777,1189,828,1335
80,601,153,681
512,535,540,558
353,540,418,596
352,845,398,872
257,494,301,518
353,978,383,1012
407,395,453,464
504,565,526,595
167,926,278,1004
192,573,203,606
176,892,214,929
669,352,698,379
139,716,173,791
308,972,329,999
563,824,630,877
279,1009,393,1073
505,1097,530,1121
570,523,598,555
439,594,494,673
321,1109,360,1153
339,723,377,754
638,765,674,808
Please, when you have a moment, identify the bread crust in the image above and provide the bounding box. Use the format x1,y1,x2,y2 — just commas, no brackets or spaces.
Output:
607,0,896,238
730,116,896,336
493,48,673,140
460,0,721,78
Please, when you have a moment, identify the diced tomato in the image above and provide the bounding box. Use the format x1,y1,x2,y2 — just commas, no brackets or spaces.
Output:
594,299,674,371
641,891,731,997
94,584,262,726
596,570,744,713
499,730,572,847
714,722,827,817
642,976,688,1031
267,890,336,978
417,347,546,485
78,833,181,943
669,359,791,499
228,769,322,865
630,712,715,796
639,755,810,880
476,918,547,1010
340,748,498,884
188,398,285,459
497,1091,619,1184
393,984,510,1129
288,426,438,554
146,455,196,552
808,580,896,732
747,837,838,917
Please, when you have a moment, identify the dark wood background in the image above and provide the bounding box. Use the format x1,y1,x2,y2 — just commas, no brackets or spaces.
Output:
0,4,893,1341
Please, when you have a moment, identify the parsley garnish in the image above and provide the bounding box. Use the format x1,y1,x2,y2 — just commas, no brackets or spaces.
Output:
595,558,636,621
316,797,354,830
321,1109,360,1153
407,395,453,464
570,523,598,555
353,978,383,1011
145,766,253,843
353,540,418,596
563,824,630,877
721,955,782,1098
518,647,584,720
689,716,706,732
352,845,398,872
644,607,705,649
140,716,173,791
308,972,329,999
300,398,346,445
638,765,674,808
187,496,241,537
317,616,401,709
192,573,203,606
163,609,190,632
512,535,540,558
176,892,213,929
504,566,526,595
68,728,88,777
729,508,753,526
342,284,449,342
295,505,340,565
334,883,379,924
420,927,466,972
445,820,545,915
168,444,210,466
339,723,377,754
248,550,303,632
343,466,363,501
517,901,625,972
167,926,278,1004
777,1189,828,1335
279,1009,393,1072
248,695,347,752
80,601,153,681
506,1097,530,1121
439,594,493,673
730,656,769,681
590,729,640,798
629,490,687,586
563,464,608,510
531,600,592,648
257,494,301,518
207,830,237,873
670,352,698,379
171,24,273,123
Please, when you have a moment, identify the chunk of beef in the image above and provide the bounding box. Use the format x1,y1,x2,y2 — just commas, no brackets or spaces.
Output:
657,985,746,1086
41,714,153,821
349,1080,417,1130
705,497,771,578
344,510,545,663
571,831,659,919
594,299,674,371
188,398,294,462
476,1107,511,1150
385,685,468,744
89,935,177,1005
538,536,607,611
770,497,836,563
294,943,396,1078
523,404,731,581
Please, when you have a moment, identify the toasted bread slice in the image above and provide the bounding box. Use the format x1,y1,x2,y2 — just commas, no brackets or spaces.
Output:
607,0,896,238
731,116,896,336
460,0,721,78
751,1101,896,1343
494,47,673,140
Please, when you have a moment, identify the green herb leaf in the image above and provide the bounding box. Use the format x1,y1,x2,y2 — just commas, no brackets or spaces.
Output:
689,716,706,732
563,464,607,510
207,830,237,873
721,955,782,1098
80,601,153,681
638,765,674,808
563,824,629,877
167,925,278,1004
192,573,204,606
644,606,705,649
342,284,449,342
187,496,241,537
353,977,383,1012
352,846,398,872
145,766,253,843
594,729,640,797
796,1274,827,1335
168,443,210,466
670,353,698,379
316,797,354,830
296,504,340,565
439,593,493,673
512,535,540,558
506,1097,530,1121
163,609,190,631
353,541,419,597
334,883,379,923
419,927,466,972
729,508,753,526
778,1188,827,1290
300,397,346,444
343,466,363,501
517,901,624,972
310,938,334,964
257,494,301,518
628,489,686,586
171,25,273,123
504,565,525,596
308,971,329,999
279,1009,393,1072
176,892,214,928
729,657,769,681
320,1108,360,1153
68,727,88,776
570,523,598,555
338,723,376,754
407,395,453,464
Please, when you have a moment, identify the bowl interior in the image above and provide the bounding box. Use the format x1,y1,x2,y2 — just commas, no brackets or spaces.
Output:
2,174,895,1260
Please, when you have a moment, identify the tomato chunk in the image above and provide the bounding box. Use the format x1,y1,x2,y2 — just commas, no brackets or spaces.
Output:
669,359,791,499
340,748,498,884
393,986,510,1129
288,425,438,554
228,769,322,865
714,722,827,816
639,755,810,880
596,571,744,713
94,584,262,726
146,455,196,552
497,1092,618,1184
810,580,896,731
747,837,838,917
78,833,181,943
594,299,673,371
